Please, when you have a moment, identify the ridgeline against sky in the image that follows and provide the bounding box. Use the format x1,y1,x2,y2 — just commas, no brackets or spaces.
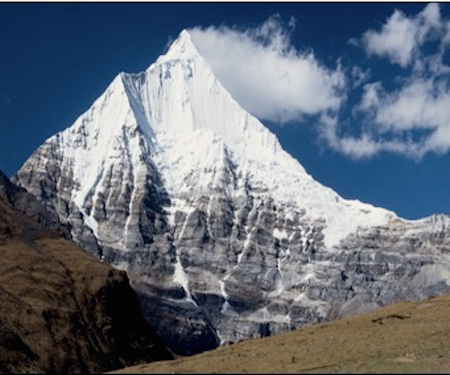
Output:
1,2,450,219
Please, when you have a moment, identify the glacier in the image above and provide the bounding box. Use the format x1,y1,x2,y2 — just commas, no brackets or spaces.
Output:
14,29,450,355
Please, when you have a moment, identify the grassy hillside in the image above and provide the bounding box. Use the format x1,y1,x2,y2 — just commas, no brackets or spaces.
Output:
111,294,450,373
0,171,173,373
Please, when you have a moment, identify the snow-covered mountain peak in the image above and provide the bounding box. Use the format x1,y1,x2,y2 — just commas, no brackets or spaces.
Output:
17,29,397,252
157,29,200,63
18,29,446,355
120,30,395,248
123,29,303,172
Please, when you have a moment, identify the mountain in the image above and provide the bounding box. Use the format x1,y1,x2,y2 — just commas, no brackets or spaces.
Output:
0,170,172,373
13,29,450,355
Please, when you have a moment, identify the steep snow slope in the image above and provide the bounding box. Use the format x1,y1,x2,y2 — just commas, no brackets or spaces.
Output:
128,30,398,249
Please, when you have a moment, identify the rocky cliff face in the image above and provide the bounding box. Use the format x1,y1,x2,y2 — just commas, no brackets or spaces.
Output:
0,170,172,373
13,30,450,355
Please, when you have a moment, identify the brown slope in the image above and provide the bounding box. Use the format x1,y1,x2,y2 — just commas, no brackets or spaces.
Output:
111,294,450,374
0,170,172,373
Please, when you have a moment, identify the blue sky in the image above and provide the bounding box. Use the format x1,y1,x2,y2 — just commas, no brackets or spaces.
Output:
1,2,450,220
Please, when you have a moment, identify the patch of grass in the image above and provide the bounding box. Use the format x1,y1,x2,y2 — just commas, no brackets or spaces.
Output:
111,295,450,373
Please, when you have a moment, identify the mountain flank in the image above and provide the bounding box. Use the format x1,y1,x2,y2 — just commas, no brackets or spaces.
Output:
110,293,450,373
0,170,172,373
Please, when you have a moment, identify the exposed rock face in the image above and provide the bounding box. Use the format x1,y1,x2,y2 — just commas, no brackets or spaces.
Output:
332,216,450,316
13,30,450,355
0,168,70,240
0,171,172,373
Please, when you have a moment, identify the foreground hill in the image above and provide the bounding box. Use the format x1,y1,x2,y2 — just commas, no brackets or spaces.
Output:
0,170,172,373
112,294,450,373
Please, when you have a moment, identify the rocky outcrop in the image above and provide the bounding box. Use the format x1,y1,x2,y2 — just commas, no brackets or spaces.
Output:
0,171,172,373
0,169,70,240
13,30,450,356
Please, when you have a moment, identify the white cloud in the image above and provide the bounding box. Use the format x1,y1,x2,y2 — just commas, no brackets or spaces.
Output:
319,111,425,160
189,16,346,123
350,65,370,88
324,73,450,159
361,3,443,68
322,3,450,160
376,80,448,131
362,10,417,67
358,82,382,112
